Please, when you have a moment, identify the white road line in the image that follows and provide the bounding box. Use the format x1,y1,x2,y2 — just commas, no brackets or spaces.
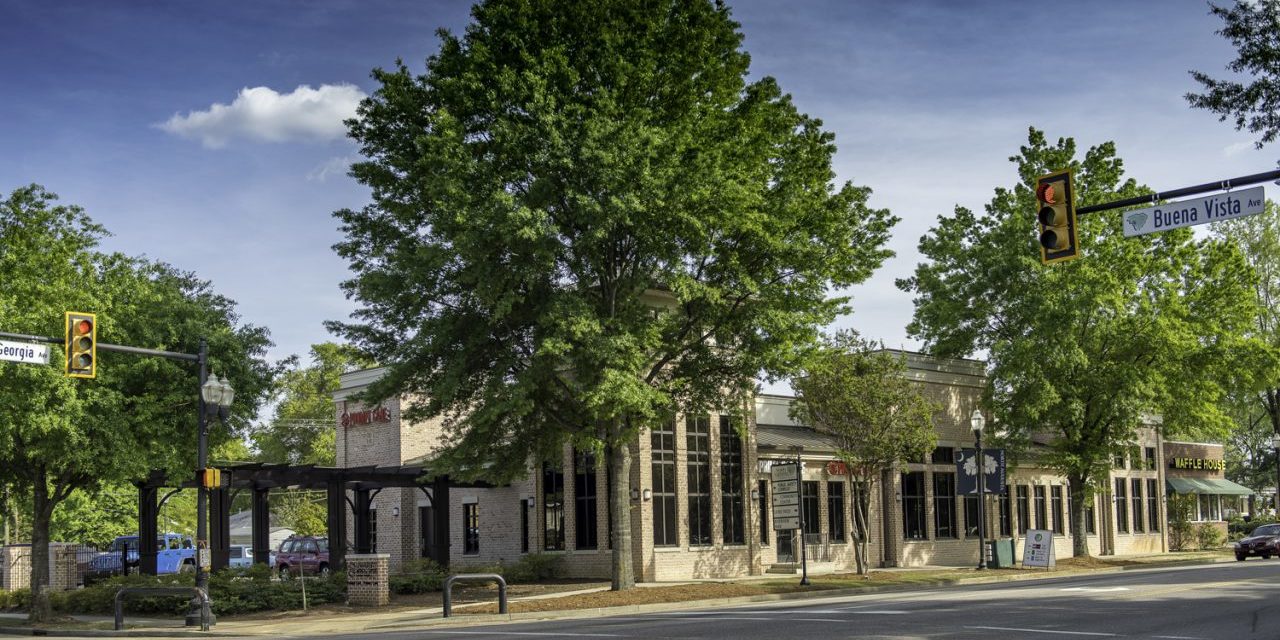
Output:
421,632,622,638
1061,587,1130,592
967,626,1117,637
1152,637,1208,640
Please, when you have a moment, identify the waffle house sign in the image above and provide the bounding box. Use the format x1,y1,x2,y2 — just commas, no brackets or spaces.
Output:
1169,457,1225,472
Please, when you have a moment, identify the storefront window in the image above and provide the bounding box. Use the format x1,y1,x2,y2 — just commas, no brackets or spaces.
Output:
1034,486,1047,530
999,490,1011,537
1146,479,1160,532
1016,485,1029,535
902,472,926,540
651,419,678,547
1131,478,1144,533
687,416,712,546
934,472,956,539
1051,486,1064,535
719,416,745,545
1198,494,1221,521
573,450,597,550
1115,478,1129,533
828,481,845,542
802,481,820,536
543,463,565,551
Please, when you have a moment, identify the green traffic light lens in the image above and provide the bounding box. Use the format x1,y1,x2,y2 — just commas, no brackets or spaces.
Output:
75,354,92,368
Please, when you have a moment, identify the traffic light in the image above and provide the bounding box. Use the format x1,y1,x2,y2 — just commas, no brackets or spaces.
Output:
200,468,222,488
1035,170,1079,264
64,311,97,378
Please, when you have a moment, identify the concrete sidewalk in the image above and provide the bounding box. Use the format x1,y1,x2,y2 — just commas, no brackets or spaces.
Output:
0,552,1236,637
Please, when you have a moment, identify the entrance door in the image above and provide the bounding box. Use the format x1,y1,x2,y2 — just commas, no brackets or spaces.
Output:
777,529,795,563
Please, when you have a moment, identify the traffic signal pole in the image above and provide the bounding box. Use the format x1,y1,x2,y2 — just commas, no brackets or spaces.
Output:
1076,169,1280,217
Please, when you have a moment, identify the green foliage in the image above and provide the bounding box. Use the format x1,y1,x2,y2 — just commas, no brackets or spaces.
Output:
0,588,30,611
1187,0,1280,148
1227,513,1277,539
328,0,897,484
1195,523,1226,550
501,553,565,583
49,487,135,548
389,558,447,594
271,491,327,536
253,343,373,466
1168,493,1198,551
898,129,1263,555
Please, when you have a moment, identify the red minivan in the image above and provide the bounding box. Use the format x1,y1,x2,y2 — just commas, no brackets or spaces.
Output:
275,536,330,578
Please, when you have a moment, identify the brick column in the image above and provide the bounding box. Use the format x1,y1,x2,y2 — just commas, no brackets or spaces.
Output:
346,554,390,606
51,544,79,591
2,545,32,590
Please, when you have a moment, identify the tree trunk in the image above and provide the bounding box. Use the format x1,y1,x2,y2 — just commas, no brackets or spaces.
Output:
1068,474,1091,558
852,478,873,576
28,470,53,624
609,433,634,590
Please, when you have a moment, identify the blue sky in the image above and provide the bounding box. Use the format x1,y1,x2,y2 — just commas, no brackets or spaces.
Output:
1,0,1271,397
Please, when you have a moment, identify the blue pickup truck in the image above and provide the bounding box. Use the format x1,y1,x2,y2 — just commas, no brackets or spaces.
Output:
86,533,196,581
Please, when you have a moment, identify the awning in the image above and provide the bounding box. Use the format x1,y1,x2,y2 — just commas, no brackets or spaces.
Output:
1166,477,1254,496
756,424,838,453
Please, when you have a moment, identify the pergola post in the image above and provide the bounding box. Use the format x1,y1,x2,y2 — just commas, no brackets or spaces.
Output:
251,486,272,566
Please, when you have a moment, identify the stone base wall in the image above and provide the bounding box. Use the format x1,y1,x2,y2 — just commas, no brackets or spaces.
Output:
346,554,389,606
1,545,31,591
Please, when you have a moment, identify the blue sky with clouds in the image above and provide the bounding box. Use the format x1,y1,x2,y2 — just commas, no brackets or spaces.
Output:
1,0,1272,395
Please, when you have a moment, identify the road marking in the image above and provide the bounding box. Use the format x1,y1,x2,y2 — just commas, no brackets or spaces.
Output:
967,626,1116,637
1061,587,1130,592
421,632,622,638
1152,636,1208,640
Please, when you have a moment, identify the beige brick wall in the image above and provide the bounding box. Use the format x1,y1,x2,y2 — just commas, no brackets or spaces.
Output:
346,554,390,606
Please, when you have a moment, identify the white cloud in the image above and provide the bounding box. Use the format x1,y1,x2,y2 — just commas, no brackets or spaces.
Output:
1222,141,1254,157
307,155,359,182
157,84,366,148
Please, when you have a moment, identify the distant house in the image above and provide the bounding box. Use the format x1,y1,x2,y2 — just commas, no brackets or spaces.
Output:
227,510,294,552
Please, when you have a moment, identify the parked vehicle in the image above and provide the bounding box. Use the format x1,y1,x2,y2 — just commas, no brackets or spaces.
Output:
1234,524,1280,561
86,533,195,581
275,535,329,578
229,545,253,569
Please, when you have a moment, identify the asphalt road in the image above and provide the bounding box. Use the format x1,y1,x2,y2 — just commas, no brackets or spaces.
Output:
317,561,1280,640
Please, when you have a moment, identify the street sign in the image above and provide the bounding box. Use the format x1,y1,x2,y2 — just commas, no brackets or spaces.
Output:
772,479,798,495
773,516,800,531
1122,186,1265,237
772,492,799,507
0,340,49,365
774,504,799,518
770,463,801,531
771,463,799,482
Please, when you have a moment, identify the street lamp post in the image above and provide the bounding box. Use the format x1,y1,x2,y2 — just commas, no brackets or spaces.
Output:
187,338,234,628
971,409,987,571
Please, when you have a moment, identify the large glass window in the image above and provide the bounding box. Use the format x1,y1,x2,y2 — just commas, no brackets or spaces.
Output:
827,481,846,542
1131,478,1145,533
1085,496,1097,535
964,494,979,537
1034,486,1047,530
1051,486,1065,535
1016,485,1030,535
759,479,769,545
543,463,565,550
1115,478,1129,533
902,472,927,540
999,490,1012,537
574,450,598,550
1147,479,1160,532
931,447,955,464
802,481,821,536
463,503,479,555
1144,447,1157,470
651,420,678,546
1198,494,1221,521
934,472,957,539
520,500,529,553
719,416,745,545
687,416,712,546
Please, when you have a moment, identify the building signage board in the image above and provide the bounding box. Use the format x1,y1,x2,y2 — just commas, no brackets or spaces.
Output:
771,463,801,531
1169,457,1225,471
1022,529,1056,568
1122,186,1264,237
956,448,1006,495
0,340,48,365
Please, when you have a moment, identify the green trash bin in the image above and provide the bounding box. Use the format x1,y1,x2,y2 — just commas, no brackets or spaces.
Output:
988,538,1014,568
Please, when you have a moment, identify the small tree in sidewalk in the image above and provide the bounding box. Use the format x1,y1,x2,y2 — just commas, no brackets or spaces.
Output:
791,332,939,575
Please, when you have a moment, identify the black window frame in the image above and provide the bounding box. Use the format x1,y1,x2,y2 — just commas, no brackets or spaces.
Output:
719,416,745,545
1034,485,1047,530
1115,478,1129,533
1016,485,1030,535
758,479,769,545
543,462,565,551
463,503,479,555
802,481,821,536
934,472,957,539
687,416,713,546
964,493,979,537
999,489,1012,537
1131,477,1145,533
930,447,955,464
902,472,927,540
574,450,598,550
1146,478,1160,533
1051,486,1065,535
651,419,678,547
827,481,846,543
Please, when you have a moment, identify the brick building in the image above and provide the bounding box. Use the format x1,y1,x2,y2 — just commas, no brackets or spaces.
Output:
332,351,1248,579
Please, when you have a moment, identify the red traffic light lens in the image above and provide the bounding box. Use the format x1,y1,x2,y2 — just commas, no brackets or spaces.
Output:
1036,183,1056,204
75,319,92,335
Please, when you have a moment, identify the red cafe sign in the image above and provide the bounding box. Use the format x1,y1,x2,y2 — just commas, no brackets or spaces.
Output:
340,402,392,429
826,461,848,476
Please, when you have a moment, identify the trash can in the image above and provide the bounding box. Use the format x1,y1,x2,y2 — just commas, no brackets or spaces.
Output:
988,538,1014,568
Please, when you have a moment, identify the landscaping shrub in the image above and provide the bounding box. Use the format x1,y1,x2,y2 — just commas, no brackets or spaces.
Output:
1195,523,1225,550
503,553,564,583
0,588,30,611
390,558,447,595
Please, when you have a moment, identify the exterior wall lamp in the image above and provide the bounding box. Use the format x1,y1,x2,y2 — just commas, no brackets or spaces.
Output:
642,488,652,501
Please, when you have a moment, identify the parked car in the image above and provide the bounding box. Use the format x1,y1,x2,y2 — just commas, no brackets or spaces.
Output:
228,545,253,569
86,533,195,581
1234,524,1280,561
275,535,329,578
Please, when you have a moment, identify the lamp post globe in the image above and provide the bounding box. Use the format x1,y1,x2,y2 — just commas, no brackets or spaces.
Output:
970,409,986,570
189,362,234,628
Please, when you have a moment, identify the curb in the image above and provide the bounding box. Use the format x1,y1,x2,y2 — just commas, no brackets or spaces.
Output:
0,555,1234,637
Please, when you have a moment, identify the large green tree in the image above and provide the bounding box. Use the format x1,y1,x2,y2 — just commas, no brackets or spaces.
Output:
0,185,275,620
897,130,1259,557
1187,0,1280,148
252,342,373,466
331,0,895,589
791,332,938,575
